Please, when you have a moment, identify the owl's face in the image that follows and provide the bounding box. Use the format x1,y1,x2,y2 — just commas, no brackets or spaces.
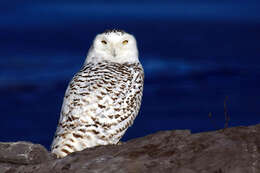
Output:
86,30,139,64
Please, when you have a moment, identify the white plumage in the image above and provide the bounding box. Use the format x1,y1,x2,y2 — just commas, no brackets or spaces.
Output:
51,29,144,158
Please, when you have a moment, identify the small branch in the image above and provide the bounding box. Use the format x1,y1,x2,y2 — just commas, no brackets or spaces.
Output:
224,96,230,128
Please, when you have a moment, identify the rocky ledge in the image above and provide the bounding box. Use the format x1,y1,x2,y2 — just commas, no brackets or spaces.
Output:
0,124,260,173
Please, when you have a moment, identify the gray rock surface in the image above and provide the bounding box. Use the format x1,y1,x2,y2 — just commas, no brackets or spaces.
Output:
0,124,260,173
0,142,50,165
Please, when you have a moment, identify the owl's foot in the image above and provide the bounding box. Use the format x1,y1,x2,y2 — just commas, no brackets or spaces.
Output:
117,141,124,145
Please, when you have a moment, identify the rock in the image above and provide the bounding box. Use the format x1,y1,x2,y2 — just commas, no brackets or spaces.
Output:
0,142,50,165
0,124,260,173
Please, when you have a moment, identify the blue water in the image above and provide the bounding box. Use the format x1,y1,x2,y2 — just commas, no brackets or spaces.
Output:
0,1,260,149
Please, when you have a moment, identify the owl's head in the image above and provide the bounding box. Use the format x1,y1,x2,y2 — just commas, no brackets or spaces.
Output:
85,29,139,64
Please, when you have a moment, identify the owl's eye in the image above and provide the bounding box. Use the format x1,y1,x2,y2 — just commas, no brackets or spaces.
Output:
101,40,107,44
122,40,128,45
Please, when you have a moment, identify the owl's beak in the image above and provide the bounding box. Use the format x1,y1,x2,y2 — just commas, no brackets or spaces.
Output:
112,48,116,57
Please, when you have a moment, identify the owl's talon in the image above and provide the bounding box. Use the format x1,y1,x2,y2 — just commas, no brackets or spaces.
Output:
117,141,123,145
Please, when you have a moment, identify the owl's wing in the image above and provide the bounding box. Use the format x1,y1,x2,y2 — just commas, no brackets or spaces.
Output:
100,63,144,141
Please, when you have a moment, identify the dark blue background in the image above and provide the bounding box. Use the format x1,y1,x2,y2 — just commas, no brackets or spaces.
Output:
1,0,260,150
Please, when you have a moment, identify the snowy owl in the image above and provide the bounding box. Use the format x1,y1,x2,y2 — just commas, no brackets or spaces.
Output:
51,29,144,158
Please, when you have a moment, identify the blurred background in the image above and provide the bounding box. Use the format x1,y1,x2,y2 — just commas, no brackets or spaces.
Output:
0,0,260,149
